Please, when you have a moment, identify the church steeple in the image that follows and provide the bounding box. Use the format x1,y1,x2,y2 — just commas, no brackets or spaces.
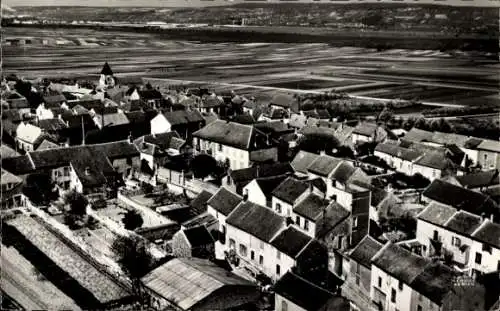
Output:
99,62,115,88
101,62,113,76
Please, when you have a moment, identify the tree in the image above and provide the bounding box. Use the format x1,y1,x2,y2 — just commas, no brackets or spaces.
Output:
24,173,58,205
112,235,155,280
64,190,88,216
297,133,340,155
122,210,144,230
190,154,218,180
378,107,394,124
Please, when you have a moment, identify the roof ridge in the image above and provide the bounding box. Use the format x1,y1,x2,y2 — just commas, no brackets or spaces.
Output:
288,272,336,296
470,219,489,237
294,236,315,259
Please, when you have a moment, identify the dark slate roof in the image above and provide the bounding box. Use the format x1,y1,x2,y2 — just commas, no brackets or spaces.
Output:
2,109,23,122
291,151,320,174
200,96,224,108
189,190,214,216
271,177,309,205
443,211,482,236
136,223,181,243
231,114,255,125
422,180,499,218
464,137,483,149
471,220,500,249
307,155,342,177
293,193,329,221
62,114,96,130
456,170,499,189
349,236,384,268
101,62,113,75
274,273,338,311
254,121,293,134
1,155,35,175
90,141,139,159
331,161,357,184
254,175,288,199
163,110,204,126
138,89,163,100
226,201,284,242
207,187,242,216
37,118,68,132
410,262,457,305
372,243,429,286
193,120,255,150
270,226,312,258
375,143,423,161
315,202,350,238
417,202,457,226
43,94,66,106
183,226,214,248
414,151,455,170
230,162,293,183
71,99,102,110
181,213,218,230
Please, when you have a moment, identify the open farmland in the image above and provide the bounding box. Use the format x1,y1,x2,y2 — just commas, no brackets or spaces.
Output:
3,27,499,113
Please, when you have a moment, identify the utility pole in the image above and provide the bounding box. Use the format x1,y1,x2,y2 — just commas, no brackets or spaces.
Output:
81,114,85,145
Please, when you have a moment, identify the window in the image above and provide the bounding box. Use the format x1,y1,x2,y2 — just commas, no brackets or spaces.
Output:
475,252,482,265
126,157,132,165
296,216,301,226
260,241,264,250
378,277,382,288
287,208,291,217
276,203,282,214
418,293,423,301
250,251,255,260
218,143,222,152
304,220,309,231
239,244,247,257
433,230,439,241
483,243,492,254
259,255,263,265
282,300,288,311
64,167,70,176
398,280,403,291
417,306,422,311
452,236,461,247
276,264,281,275
337,236,343,249
277,250,281,260
391,288,396,303
229,239,235,249
353,216,358,228
356,263,360,274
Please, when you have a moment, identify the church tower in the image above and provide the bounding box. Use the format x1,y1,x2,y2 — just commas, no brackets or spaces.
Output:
99,62,115,88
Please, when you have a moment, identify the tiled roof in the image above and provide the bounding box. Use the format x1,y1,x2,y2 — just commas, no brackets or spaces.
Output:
138,89,163,100
136,223,181,242
471,220,500,249
16,123,43,144
163,110,204,126
372,243,429,287
464,137,483,149
431,131,469,147
477,139,500,153
226,200,285,242
43,94,66,106
315,202,350,238
134,132,181,151
404,128,434,142
181,212,217,230
38,118,68,132
456,170,499,189
414,151,455,170
410,262,457,305
36,139,59,151
331,161,357,184
207,187,242,216
293,193,329,221
94,112,129,127
271,177,309,205
291,150,320,174
349,236,383,268
101,62,113,75
353,122,378,137
194,120,255,150
270,226,312,258
141,258,257,310
375,143,423,161
289,113,307,129
443,211,482,236
271,94,295,109
183,226,214,248
417,202,457,226
254,121,292,134
1,168,23,185
0,144,20,159
307,155,342,177
422,180,499,218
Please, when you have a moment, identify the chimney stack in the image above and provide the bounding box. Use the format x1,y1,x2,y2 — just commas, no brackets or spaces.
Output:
85,167,90,176
243,189,249,202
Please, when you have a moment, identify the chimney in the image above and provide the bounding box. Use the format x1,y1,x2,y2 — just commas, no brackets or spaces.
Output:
243,189,248,202
128,132,133,143
309,181,313,194
481,212,486,222
256,166,260,178
331,194,337,202
85,167,90,176
490,214,494,222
